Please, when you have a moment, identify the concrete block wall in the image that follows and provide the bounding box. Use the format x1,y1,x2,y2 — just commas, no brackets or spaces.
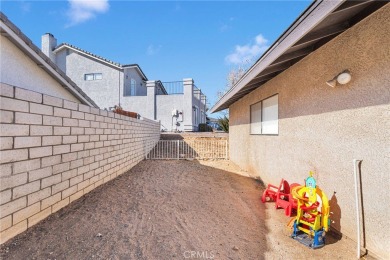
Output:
0,83,160,243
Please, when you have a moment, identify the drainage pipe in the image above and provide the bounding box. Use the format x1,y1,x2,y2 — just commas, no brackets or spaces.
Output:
353,159,363,259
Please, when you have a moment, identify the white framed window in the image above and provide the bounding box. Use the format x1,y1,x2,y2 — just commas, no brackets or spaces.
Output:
250,101,262,134
85,74,94,81
250,94,278,135
84,73,102,81
124,78,137,96
130,79,136,96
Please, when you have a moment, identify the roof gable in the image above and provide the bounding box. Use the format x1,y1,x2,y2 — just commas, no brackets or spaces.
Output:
54,44,148,80
54,43,122,69
122,64,148,81
0,12,98,108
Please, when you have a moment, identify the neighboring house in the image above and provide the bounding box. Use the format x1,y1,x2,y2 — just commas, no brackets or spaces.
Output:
206,117,222,131
211,1,389,259
0,13,97,107
41,34,207,132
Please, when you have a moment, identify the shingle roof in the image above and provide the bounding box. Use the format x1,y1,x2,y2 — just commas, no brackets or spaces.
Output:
0,12,99,108
54,43,122,68
54,44,148,80
122,64,148,81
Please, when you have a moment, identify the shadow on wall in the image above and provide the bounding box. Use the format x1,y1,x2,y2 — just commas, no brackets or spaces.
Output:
225,8,389,258
229,66,389,126
229,4,389,124
328,192,343,244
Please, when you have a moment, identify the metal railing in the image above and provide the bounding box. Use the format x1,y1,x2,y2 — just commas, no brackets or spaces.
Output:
146,140,228,160
159,81,184,95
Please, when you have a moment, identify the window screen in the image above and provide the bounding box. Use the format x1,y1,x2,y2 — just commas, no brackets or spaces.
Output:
84,73,102,81
261,95,278,134
85,74,94,81
250,94,278,135
130,79,136,96
250,101,262,134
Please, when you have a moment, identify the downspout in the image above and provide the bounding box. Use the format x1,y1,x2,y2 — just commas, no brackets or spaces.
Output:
353,159,363,259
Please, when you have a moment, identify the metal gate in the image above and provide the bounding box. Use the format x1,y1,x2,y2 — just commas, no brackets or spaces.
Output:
146,140,228,160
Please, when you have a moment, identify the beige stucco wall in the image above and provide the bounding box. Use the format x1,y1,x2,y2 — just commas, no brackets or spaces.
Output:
229,6,389,259
0,36,80,103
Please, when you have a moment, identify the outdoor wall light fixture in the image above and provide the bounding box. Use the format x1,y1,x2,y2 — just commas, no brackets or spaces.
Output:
326,70,352,87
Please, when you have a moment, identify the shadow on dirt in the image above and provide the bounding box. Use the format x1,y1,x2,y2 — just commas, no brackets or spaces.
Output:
0,160,269,260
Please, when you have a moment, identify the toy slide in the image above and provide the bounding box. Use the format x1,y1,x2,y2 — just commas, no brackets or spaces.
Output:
290,172,330,249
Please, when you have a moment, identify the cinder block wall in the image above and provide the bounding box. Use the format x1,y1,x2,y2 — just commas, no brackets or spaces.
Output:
0,83,160,243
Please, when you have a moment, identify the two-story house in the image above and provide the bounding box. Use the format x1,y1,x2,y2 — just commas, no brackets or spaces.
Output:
41,33,207,132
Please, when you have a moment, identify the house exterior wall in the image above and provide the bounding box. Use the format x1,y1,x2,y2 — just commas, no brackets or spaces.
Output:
0,36,79,103
55,50,67,73
43,43,207,132
228,6,389,259
56,49,123,110
0,84,160,244
192,90,207,129
121,79,206,132
120,96,148,116
123,68,146,97
156,95,184,131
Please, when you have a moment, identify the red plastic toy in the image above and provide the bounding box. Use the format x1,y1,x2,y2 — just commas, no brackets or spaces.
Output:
261,179,300,216
275,182,300,216
262,179,285,203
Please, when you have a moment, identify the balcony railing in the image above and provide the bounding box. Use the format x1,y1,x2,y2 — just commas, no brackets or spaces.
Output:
159,81,184,95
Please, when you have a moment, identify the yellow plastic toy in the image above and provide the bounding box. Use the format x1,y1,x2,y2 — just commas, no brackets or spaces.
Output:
290,172,330,249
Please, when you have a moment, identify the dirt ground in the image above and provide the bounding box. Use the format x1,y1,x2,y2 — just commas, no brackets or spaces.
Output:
1,160,359,260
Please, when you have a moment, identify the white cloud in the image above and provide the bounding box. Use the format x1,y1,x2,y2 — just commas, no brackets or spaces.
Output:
19,1,32,14
66,0,109,27
225,34,269,65
147,44,162,56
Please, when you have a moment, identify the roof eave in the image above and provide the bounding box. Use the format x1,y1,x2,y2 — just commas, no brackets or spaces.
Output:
122,64,148,81
210,0,345,113
54,44,122,70
53,46,149,81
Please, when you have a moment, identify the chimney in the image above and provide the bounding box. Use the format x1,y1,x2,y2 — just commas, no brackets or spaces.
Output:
41,33,57,63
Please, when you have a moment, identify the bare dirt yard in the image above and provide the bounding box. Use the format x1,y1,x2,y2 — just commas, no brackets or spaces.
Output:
1,160,358,259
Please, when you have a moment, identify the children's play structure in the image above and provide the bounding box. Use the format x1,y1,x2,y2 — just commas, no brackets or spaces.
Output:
261,172,330,249
261,179,300,217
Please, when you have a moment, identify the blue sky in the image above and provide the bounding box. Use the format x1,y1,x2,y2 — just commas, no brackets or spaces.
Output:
1,0,310,115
